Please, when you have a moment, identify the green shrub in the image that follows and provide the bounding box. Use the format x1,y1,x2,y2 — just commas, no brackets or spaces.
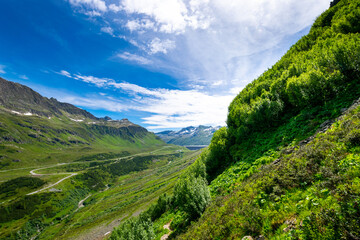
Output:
173,174,210,220
0,177,46,199
110,214,155,240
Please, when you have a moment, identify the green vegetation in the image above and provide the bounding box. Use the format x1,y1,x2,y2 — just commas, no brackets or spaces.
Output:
0,109,165,173
178,102,360,240
110,213,155,240
172,0,360,239
0,176,45,199
109,1,360,239
110,150,210,239
2,1,360,240
0,146,198,239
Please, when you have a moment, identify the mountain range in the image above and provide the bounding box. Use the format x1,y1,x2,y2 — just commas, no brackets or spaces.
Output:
0,77,164,168
156,125,221,146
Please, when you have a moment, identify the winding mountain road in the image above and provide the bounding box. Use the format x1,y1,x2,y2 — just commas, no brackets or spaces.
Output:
25,146,172,196
27,172,78,195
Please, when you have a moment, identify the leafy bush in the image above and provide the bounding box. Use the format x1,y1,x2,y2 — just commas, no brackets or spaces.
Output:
147,193,172,221
110,213,155,240
173,174,210,220
205,127,230,181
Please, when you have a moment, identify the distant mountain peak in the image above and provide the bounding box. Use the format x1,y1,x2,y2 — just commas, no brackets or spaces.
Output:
156,125,221,146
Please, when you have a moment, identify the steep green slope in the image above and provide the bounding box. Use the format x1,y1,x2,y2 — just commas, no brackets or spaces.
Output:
174,0,360,238
201,0,360,182
107,1,360,239
180,100,360,239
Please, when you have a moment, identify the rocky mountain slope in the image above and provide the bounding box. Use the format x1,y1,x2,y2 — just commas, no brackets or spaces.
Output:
0,78,165,168
156,125,221,146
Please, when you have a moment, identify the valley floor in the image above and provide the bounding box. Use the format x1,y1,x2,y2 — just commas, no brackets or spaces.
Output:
0,145,199,240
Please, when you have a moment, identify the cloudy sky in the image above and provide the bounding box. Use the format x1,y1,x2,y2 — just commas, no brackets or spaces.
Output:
0,0,331,131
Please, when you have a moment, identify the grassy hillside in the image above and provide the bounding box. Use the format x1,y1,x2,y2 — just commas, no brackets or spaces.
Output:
0,77,166,171
107,1,360,239
0,109,165,173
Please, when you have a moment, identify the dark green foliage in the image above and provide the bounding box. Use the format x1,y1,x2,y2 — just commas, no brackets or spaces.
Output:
106,153,181,176
330,0,341,7
169,211,190,231
147,193,172,221
200,0,360,185
345,129,360,146
173,174,210,220
12,218,46,240
0,176,45,199
109,193,172,240
109,152,209,240
110,213,155,240
205,127,230,181
301,210,341,240
174,1,360,239
0,193,54,223
76,151,130,161
76,168,111,190
106,156,152,176
177,105,360,239
226,0,360,146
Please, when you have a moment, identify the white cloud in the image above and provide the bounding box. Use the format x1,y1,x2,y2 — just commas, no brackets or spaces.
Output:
19,75,29,80
109,3,122,12
0,65,6,74
56,71,235,129
229,87,243,95
69,0,107,12
73,74,110,87
68,1,330,91
59,70,71,78
126,19,156,32
109,81,161,96
117,52,152,65
65,1,332,129
101,26,114,36
149,38,175,54
212,80,224,86
139,89,233,129
107,0,330,92
84,10,102,16
58,70,111,87
61,95,127,112
120,0,211,34
120,0,188,33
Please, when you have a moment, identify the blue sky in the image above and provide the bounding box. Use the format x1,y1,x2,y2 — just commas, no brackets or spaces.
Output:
0,0,331,131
